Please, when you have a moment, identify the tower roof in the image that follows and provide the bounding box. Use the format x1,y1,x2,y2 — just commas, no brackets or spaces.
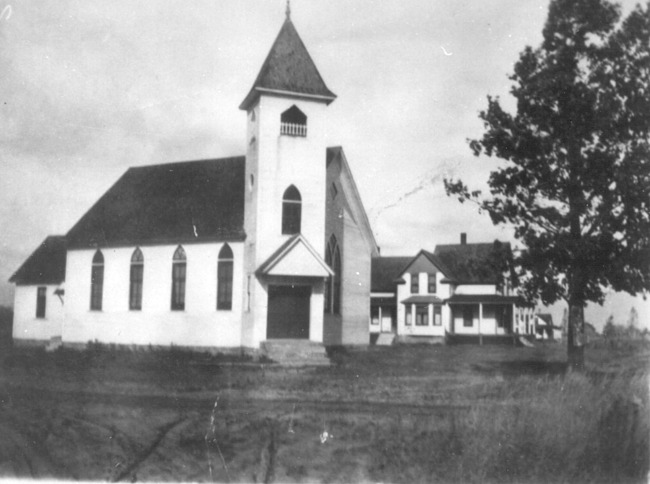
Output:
239,15,336,110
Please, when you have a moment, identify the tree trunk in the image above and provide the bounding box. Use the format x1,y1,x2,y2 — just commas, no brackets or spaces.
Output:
567,302,585,371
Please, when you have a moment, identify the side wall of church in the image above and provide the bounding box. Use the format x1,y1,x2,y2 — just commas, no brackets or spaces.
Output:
13,284,64,343
63,242,244,348
341,210,372,344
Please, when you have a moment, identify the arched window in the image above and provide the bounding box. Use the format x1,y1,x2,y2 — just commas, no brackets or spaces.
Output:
217,244,234,310
282,185,302,234
280,105,307,137
129,248,144,310
171,246,186,310
90,250,104,311
324,235,341,314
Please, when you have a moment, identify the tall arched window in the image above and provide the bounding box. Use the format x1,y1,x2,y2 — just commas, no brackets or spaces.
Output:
324,235,341,314
129,248,144,310
90,250,104,311
217,244,234,310
282,185,302,234
171,246,186,310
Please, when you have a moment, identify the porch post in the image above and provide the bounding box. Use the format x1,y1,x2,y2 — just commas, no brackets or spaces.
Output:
479,303,483,345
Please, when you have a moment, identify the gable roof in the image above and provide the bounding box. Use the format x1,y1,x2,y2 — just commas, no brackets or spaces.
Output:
66,157,246,249
327,147,379,256
239,17,336,110
10,236,67,285
257,234,333,278
371,256,412,292
434,241,512,284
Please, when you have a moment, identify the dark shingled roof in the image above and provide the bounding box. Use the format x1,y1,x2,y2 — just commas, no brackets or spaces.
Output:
372,257,412,292
434,241,512,284
10,236,67,285
239,17,336,110
66,157,246,249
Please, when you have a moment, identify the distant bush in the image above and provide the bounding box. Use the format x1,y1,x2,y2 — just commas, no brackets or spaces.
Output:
370,370,649,483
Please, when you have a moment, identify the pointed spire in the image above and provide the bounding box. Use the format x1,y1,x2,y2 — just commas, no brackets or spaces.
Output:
239,9,336,110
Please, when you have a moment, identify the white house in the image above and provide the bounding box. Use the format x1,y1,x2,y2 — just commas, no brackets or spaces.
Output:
534,313,562,341
370,234,536,343
10,10,378,354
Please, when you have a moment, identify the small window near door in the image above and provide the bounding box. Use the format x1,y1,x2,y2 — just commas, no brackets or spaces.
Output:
463,306,474,327
434,305,442,326
415,305,429,326
371,306,379,325
36,287,46,319
405,304,413,326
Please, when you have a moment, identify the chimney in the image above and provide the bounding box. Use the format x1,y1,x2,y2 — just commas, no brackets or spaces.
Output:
460,233,467,245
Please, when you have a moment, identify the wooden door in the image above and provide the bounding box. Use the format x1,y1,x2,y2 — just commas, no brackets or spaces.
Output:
267,285,311,339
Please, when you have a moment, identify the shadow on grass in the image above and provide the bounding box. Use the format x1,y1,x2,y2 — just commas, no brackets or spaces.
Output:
472,359,568,377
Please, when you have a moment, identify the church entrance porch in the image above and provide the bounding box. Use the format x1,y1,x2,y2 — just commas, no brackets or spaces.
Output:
266,284,311,339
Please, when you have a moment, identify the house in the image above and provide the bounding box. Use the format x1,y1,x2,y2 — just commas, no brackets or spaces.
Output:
370,234,536,343
9,9,378,353
534,313,562,341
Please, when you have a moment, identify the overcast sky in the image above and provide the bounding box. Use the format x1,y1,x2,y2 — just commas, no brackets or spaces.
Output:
1,0,647,330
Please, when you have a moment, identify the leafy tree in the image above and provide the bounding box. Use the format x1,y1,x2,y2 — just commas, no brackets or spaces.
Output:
445,0,650,369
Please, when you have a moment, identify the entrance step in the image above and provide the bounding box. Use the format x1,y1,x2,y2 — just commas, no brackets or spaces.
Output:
375,333,396,346
261,340,330,366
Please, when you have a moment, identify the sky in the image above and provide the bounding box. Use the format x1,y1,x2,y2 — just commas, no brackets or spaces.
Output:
0,0,647,331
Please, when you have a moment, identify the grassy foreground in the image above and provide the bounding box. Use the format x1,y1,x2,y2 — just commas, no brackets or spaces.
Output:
0,341,647,482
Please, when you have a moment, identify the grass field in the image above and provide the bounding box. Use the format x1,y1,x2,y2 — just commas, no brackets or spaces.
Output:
0,340,647,482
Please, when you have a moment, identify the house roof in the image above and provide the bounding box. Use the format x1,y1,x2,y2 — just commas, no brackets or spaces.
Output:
446,294,523,305
401,295,444,305
239,16,336,110
10,236,67,285
434,241,512,284
371,256,412,292
66,157,246,249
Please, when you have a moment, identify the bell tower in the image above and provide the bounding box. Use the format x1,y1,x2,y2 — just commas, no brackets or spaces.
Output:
239,6,337,347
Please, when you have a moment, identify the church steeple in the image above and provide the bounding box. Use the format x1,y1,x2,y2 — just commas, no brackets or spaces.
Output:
239,7,336,111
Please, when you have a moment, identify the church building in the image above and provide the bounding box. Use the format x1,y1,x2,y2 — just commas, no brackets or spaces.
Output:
9,9,379,353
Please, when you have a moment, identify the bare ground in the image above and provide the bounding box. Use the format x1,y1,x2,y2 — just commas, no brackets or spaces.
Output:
0,341,647,482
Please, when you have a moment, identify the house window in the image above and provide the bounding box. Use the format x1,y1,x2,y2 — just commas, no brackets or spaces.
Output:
324,235,341,314
36,287,46,319
463,306,474,327
90,250,104,311
217,244,233,310
433,305,442,326
282,185,302,234
415,305,429,326
405,304,413,326
411,273,419,294
171,245,186,311
280,105,307,137
428,273,436,293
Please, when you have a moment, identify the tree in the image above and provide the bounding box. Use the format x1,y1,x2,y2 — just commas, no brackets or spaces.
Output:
627,306,639,330
445,0,650,369
603,314,617,338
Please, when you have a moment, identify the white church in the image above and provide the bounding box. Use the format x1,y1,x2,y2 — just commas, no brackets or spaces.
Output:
10,9,379,354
